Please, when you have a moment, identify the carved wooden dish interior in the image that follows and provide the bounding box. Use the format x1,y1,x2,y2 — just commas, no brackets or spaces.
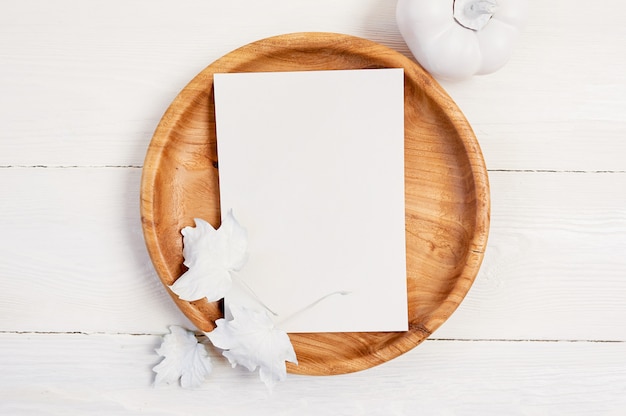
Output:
141,32,490,376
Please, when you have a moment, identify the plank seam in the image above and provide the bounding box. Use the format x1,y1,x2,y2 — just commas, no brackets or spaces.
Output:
429,338,624,343
0,165,142,169
1,166,624,174
0,331,623,343
488,169,626,174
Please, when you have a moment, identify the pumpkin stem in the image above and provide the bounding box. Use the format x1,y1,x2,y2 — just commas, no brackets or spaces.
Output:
453,0,498,31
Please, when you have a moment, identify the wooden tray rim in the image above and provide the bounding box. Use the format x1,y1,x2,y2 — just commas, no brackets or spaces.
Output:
140,32,490,375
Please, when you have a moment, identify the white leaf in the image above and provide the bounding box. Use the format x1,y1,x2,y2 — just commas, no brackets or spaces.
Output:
207,305,297,389
153,326,212,388
218,210,249,271
170,210,248,302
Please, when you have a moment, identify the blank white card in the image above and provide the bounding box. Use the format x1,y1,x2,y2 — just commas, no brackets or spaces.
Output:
213,68,407,333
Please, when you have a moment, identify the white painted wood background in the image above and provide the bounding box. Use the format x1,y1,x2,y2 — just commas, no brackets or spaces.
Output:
1,0,625,414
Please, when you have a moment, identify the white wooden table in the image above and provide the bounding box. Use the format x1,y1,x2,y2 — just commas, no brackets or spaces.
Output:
1,1,625,414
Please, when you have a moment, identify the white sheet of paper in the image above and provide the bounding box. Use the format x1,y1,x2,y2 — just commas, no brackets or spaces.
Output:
213,68,407,333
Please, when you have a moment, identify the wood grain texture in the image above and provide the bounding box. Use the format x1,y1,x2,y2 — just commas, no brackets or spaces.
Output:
140,32,490,375
2,333,625,415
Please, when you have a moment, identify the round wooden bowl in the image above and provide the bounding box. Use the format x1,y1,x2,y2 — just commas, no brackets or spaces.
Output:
141,32,490,375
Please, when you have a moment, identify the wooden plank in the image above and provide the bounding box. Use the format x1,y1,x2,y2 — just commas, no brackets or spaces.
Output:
1,333,624,414
440,0,626,171
436,171,626,341
0,167,192,333
0,0,403,168
1,168,625,341
0,1,624,171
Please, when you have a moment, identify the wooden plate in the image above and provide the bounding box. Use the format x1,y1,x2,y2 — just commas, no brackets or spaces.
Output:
141,32,490,375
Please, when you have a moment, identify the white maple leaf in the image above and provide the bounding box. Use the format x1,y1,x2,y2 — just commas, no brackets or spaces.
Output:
170,210,248,302
153,326,212,388
207,305,298,389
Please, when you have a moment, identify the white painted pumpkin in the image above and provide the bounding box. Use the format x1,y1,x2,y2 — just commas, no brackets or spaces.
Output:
396,0,528,80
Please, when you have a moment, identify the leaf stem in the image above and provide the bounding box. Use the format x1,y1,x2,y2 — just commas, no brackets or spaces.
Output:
232,274,279,316
277,291,351,327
